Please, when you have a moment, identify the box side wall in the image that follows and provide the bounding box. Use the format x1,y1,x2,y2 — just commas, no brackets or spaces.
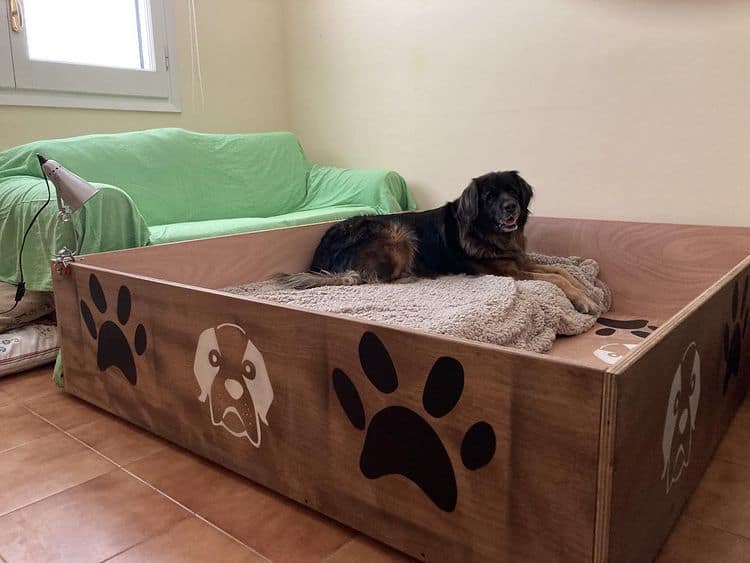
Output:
53,264,603,562
606,262,750,562
74,221,334,289
526,218,750,322
81,218,750,321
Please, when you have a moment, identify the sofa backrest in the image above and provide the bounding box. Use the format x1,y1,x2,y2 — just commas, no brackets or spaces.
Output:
0,128,312,226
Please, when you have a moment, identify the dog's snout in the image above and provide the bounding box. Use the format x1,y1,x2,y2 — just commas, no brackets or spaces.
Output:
225,378,244,400
679,409,688,434
503,201,518,214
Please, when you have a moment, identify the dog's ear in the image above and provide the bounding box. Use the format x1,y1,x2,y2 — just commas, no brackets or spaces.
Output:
514,172,534,209
457,180,479,225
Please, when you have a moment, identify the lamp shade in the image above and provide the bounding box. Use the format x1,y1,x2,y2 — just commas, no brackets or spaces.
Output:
39,156,99,213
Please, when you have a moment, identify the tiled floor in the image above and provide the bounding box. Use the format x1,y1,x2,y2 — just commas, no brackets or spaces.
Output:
0,366,748,562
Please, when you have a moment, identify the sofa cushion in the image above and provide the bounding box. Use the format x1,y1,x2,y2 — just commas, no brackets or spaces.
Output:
148,205,377,245
0,128,312,226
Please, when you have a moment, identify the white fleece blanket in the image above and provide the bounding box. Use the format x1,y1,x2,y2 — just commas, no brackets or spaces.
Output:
224,254,611,353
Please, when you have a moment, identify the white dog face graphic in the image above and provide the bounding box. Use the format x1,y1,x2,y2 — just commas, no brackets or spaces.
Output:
594,343,640,365
661,342,700,493
193,324,273,448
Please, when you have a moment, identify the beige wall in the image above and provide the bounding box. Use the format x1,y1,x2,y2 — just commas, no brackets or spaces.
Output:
3,1,748,226
0,0,288,149
283,1,750,226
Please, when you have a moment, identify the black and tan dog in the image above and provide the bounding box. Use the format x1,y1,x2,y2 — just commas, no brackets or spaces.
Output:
279,171,599,314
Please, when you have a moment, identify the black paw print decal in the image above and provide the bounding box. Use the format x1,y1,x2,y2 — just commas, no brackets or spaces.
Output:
79,274,147,385
332,332,496,512
723,276,749,394
595,317,658,339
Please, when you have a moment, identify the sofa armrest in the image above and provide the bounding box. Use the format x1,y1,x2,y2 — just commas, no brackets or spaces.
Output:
304,165,416,214
0,176,151,292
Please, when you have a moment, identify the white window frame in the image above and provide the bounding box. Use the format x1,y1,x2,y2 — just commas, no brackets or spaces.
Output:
0,0,180,112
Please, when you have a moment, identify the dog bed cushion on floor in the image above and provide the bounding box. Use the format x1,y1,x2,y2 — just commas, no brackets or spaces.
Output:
0,282,55,332
225,254,611,354
0,320,58,377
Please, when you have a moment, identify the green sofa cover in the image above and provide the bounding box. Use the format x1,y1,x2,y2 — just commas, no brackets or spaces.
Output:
0,128,415,291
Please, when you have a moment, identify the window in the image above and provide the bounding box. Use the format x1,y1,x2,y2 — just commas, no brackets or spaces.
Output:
0,0,179,111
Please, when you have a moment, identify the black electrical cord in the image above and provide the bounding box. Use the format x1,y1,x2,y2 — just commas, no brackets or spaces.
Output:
0,156,52,316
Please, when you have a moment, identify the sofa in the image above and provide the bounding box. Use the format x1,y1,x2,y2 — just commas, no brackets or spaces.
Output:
0,127,416,293
0,128,415,377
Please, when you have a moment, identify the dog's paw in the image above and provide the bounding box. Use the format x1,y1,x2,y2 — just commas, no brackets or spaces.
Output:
572,293,600,316
79,273,146,385
332,332,496,512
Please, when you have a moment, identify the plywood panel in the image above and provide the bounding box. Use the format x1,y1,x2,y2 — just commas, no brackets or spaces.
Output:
550,316,665,369
606,262,750,563
80,217,750,370
77,222,334,289
526,218,750,322
81,218,750,318
54,264,602,562
52,218,750,562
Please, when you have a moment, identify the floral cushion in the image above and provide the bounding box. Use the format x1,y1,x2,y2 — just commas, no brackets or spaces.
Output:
0,321,58,377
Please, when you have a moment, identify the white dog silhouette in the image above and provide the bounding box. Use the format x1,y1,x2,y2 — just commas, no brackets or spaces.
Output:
593,343,640,365
193,324,273,447
661,342,700,493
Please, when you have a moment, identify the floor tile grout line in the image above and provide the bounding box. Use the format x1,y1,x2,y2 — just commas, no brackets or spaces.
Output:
10,373,750,563
23,405,129,467
16,405,384,562
24,405,271,562
98,531,176,563
0,433,56,457
0,403,65,456
703,455,750,471
0,408,124,521
712,453,750,468
194,513,273,563
21,383,355,561
682,514,750,543
15,403,335,562
320,536,359,563
0,373,60,403
0,469,117,520
117,464,271,561
16,391,62,408
20,390,61,402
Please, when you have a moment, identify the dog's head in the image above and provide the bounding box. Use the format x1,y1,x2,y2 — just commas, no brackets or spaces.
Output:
193,323,274,448
661,342,700,493
456,171,534,235
594,343,640,365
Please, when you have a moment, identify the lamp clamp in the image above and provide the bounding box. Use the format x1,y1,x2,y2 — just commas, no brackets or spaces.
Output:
54,246,76,275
